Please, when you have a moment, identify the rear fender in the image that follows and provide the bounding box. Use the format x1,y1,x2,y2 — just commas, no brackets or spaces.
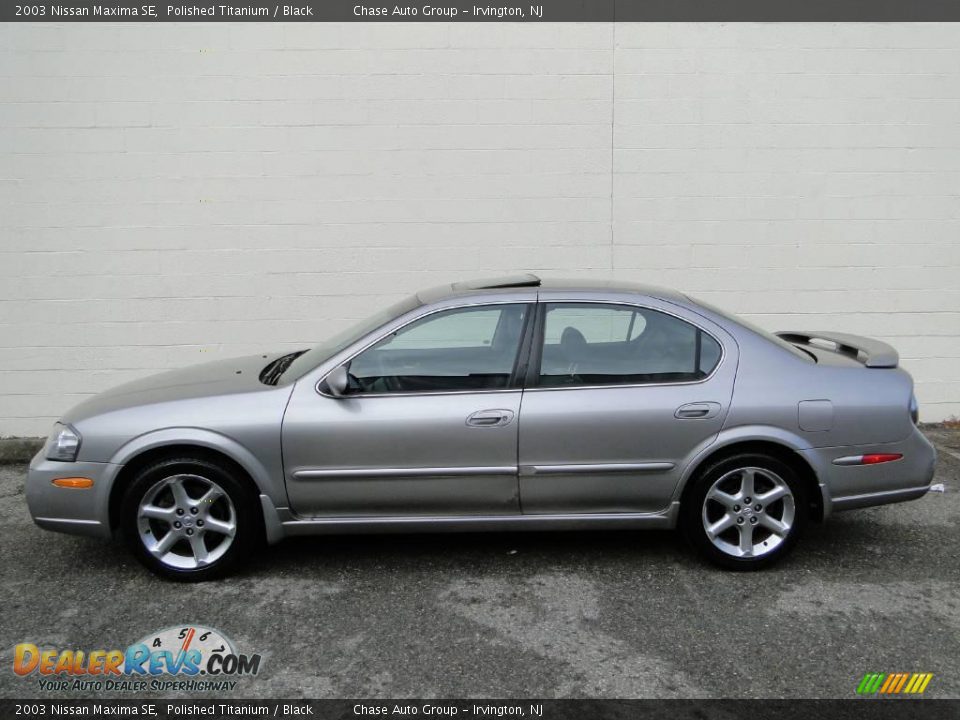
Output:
672,425,830,516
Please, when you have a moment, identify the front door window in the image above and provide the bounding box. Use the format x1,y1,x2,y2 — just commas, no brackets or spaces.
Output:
348,304,529,394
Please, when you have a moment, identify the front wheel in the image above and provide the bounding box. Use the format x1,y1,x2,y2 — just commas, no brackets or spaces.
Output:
120,457,259,581
681,453,808,570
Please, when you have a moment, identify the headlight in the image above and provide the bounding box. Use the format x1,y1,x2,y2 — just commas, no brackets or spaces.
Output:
46,423,81,462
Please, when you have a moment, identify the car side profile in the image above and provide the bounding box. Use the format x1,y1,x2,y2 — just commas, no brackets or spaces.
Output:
27,275,937,580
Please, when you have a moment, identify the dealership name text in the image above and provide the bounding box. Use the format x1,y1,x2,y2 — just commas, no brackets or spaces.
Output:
354,706,537,717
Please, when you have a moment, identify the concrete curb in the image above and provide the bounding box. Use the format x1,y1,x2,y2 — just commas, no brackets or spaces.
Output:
0,437,44,464
1,423,956,465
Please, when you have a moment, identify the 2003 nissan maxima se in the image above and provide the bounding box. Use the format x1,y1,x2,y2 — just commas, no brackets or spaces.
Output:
27,275,936,580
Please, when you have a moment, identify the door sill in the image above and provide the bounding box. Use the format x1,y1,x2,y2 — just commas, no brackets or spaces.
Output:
266,502,680,538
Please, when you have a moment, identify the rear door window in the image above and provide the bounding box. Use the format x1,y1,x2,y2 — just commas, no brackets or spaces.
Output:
537,303,721,387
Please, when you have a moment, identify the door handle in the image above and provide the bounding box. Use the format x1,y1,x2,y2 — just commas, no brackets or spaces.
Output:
466,409,515,428
675,402,721,419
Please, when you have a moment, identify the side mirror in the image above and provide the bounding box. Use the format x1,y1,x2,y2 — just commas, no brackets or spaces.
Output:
324,365,350,397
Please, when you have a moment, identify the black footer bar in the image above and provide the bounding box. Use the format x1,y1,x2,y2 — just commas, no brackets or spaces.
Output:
3,699,960,720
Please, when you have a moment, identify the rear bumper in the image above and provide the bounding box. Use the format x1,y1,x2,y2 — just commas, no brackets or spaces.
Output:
802,427,937,517
828,484,930,512
26,450,115,539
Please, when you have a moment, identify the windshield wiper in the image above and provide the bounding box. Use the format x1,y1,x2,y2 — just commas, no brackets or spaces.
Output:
259,351,307,386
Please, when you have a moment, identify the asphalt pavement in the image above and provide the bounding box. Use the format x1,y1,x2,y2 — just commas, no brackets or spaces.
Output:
1,428,958,699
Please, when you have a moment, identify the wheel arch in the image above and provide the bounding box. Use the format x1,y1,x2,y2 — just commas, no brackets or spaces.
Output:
678,431,825,522
106,429,277,535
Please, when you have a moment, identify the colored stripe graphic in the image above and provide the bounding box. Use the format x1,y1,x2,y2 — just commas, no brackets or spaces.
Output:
857,673,886,694
858,672,933,695
879,674,897,693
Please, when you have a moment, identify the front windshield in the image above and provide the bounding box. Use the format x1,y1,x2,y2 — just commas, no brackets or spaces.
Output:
279,294,421,382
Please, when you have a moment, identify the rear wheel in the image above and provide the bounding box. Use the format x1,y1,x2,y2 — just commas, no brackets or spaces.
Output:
120,457,258,581
682,453,808,570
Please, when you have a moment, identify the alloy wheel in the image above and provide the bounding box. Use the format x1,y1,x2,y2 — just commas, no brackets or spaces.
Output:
136,474,237,570
701,466,796,559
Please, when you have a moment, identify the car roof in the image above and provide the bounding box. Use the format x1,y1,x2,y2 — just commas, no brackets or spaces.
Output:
417,274,689,304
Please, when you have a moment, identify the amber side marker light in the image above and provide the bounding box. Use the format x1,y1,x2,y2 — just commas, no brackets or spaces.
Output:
52,477,94,489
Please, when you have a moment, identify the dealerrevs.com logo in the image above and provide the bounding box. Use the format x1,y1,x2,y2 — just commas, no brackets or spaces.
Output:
13,625,262,693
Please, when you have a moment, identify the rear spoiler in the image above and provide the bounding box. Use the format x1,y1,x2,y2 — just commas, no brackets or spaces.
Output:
775,331,899,368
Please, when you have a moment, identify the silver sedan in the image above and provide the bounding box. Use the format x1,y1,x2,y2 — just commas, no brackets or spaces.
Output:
27,275,937,580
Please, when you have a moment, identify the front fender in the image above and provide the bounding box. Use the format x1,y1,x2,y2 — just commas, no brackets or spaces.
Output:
107,427,287,509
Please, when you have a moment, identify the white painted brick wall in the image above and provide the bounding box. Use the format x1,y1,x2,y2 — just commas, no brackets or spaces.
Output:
1,22,958,436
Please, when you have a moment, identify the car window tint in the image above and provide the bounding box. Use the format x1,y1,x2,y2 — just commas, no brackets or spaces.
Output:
699,332,722,374
386,309,501,349
542,305,636,344
348,304,527,394
538,303,721,387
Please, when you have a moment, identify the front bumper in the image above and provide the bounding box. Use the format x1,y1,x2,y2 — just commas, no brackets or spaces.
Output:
26,450,116,539
802,426,937,516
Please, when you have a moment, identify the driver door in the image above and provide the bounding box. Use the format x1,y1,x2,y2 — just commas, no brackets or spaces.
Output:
281,302,533,517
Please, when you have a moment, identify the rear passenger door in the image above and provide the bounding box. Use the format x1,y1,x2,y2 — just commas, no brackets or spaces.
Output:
517,298,737,515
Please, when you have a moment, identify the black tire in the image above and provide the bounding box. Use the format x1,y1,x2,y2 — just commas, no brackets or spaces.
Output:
681,453,808,570
119,456,260,581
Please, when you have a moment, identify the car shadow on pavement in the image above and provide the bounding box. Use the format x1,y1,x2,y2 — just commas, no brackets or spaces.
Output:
245,528,706,578
12,502,945,583
239,507,945,581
